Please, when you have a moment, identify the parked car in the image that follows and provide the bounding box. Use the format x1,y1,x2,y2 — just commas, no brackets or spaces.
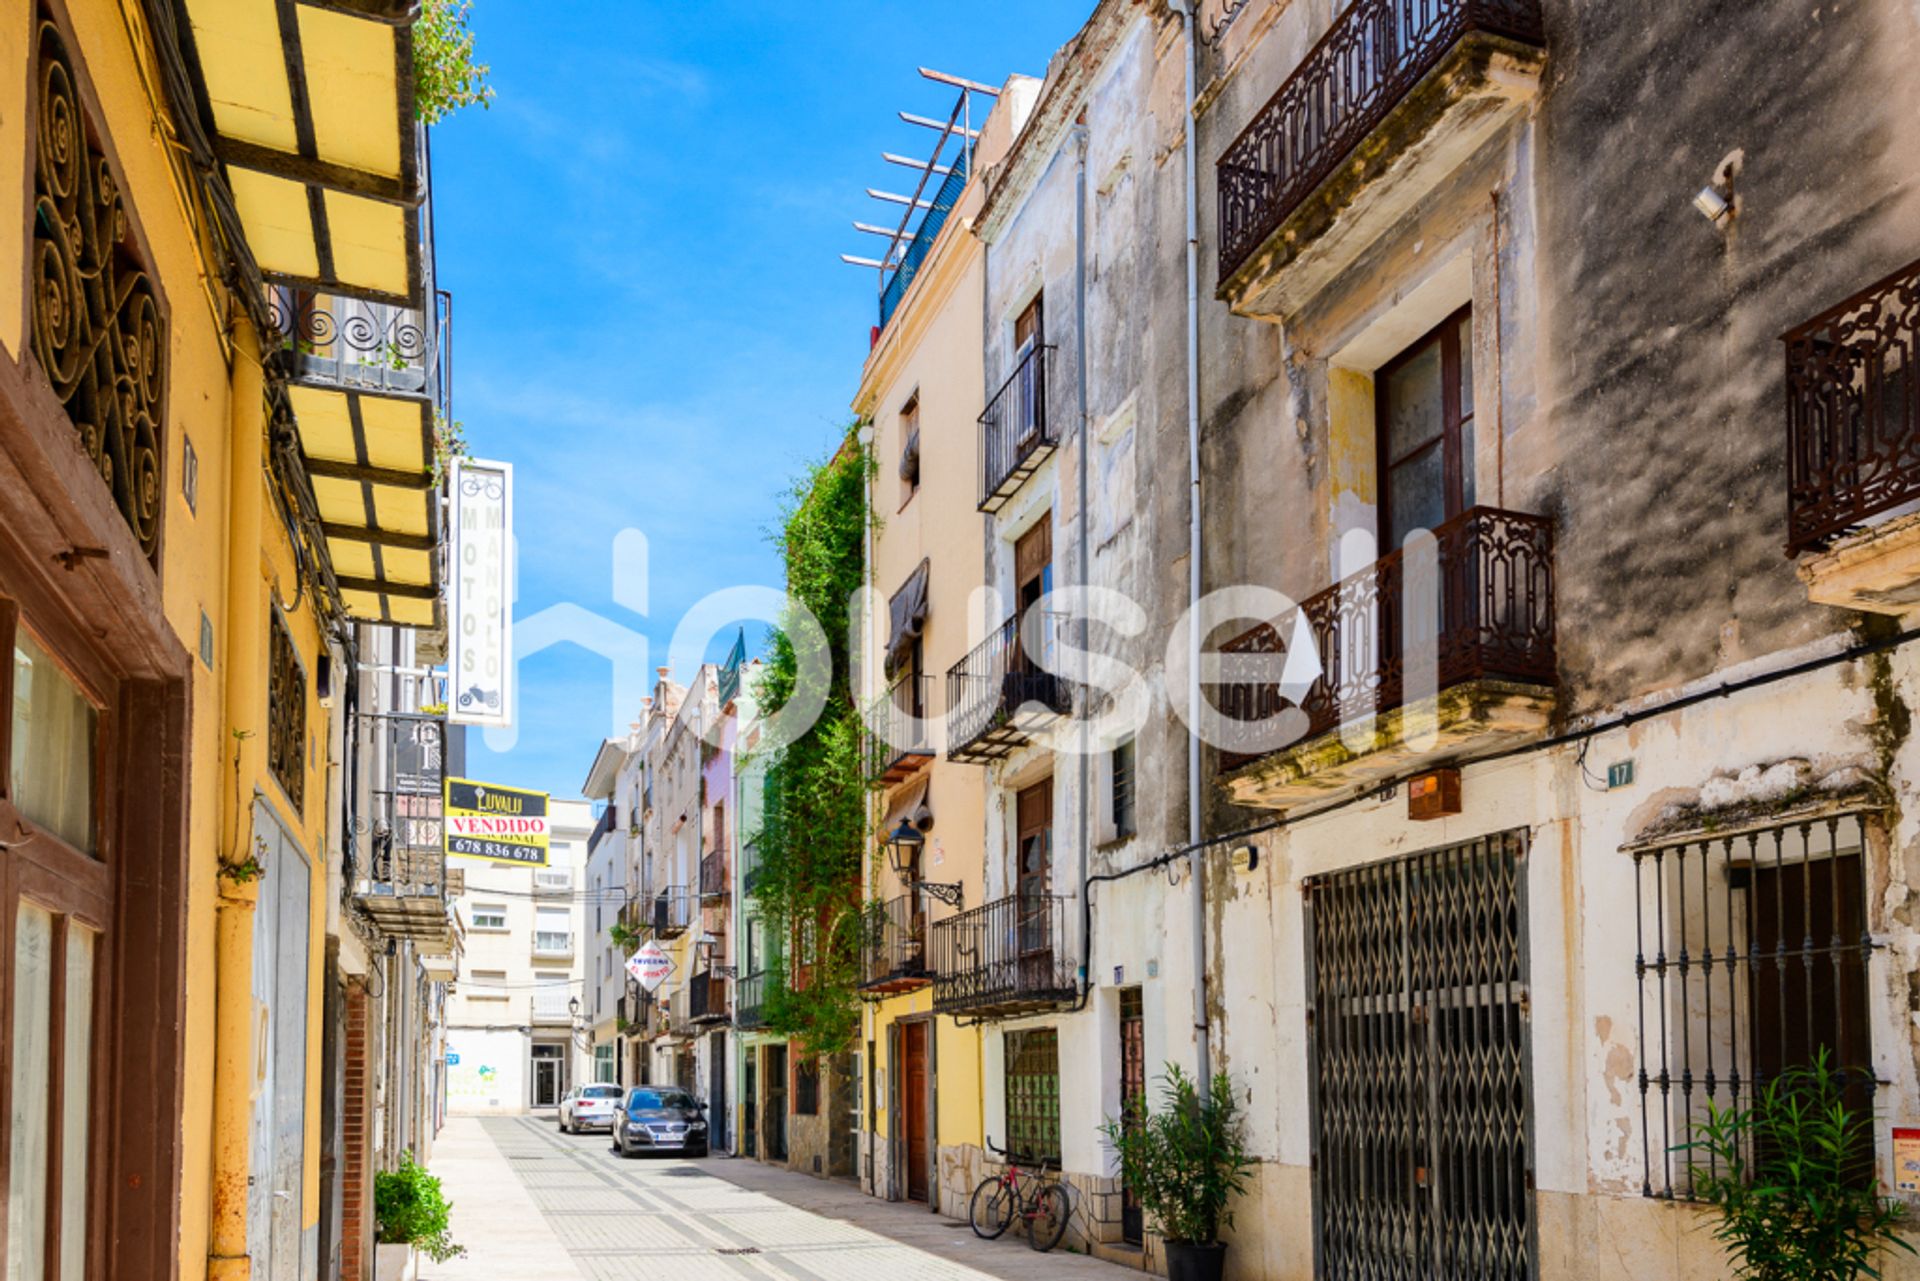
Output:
613,1086,709,1158
559,1083,624,1134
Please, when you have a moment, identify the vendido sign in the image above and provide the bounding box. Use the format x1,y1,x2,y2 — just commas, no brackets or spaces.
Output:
444,777,550,865
448,457,513,728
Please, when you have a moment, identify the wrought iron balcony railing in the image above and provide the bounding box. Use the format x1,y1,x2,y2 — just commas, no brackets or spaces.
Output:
947,614,1071,764
652,888,693,937
1214,506,1555,771
734,972,768,1030
1216,0,1547,281
931,893,1076,1017
700,848,727,898
1785,256,1920,554
979,344,1058,512
862,894,934,994
349,711,450,944
688,970,729,1024
266,286,452,412
865,673,936,786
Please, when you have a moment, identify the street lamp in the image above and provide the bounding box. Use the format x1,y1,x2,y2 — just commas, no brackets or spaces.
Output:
887,817,962,908
886,817,924,878
567,996,580,1020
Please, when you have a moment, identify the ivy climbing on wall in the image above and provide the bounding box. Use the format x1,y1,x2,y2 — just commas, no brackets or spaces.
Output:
748,426,873,1055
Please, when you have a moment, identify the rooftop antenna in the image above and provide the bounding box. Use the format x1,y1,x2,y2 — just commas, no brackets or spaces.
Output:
841,68,1000,330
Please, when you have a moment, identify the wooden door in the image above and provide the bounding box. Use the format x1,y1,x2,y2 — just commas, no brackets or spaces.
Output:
1016,781,1053,971
901,1022,930,1203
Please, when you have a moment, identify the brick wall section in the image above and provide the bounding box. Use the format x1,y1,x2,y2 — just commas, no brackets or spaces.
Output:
340,979,373,1281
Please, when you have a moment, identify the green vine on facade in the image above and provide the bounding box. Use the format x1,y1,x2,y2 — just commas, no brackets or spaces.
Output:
413,0,494,125
749,427,873,1056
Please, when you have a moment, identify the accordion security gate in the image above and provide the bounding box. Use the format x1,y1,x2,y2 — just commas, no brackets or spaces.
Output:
1305,831,1534,1281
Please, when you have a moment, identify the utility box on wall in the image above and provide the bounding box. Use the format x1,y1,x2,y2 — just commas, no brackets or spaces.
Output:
1408,768,1463,821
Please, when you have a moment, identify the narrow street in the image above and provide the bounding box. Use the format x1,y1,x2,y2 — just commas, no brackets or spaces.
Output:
421,1117,1128,1281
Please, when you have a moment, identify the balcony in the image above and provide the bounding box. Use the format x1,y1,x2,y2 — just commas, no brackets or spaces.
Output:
979,345,1058,513
688,970,729,1025
1788,257,1920,619
652,889,693,938
932,894,1076,1018
861,894,933,995
532,932,574,960
734,972,768,1031
1216,0,1546,318
531,988,574,1025
866,674,936,786
267,287,446,404
349,712,451,947
947,615,1071,764
700,848,727,898
1215,506,1556,810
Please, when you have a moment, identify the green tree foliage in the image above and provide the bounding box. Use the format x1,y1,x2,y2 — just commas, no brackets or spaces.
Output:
373,1151,464,1262
413,0,493,125
749,428,872,1055
1684,1050,1914,1281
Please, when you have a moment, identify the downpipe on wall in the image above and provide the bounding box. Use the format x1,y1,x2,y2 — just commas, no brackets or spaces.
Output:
1074,120,1095,1010
1169,0,1211,1092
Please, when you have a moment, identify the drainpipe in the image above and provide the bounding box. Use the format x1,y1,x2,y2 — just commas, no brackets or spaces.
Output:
1073,121,1093,994
1168,0,1211,1091
210,320,268,1279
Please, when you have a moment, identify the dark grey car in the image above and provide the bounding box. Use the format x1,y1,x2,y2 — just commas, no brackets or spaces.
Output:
612,1086,709,1158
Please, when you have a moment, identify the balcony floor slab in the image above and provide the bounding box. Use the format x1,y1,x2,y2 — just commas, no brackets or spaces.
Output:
1221,678,1555,811
1797,510,1920,622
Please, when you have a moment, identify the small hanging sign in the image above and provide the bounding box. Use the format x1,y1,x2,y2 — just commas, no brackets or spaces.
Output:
1894,1127,1920,1193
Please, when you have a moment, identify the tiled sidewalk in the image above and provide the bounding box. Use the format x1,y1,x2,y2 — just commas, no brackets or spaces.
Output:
416,1114,1137,1281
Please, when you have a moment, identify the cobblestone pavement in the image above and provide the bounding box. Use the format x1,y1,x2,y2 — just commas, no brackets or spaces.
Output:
421,1115,1130,1281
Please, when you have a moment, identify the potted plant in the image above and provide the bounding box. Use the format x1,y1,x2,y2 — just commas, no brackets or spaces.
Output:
1100,1064,1256,1281
373,1151,464,1279
1683,1049,1913,1281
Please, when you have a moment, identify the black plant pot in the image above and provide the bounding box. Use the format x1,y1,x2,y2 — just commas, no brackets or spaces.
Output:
1164,1240,1227,1281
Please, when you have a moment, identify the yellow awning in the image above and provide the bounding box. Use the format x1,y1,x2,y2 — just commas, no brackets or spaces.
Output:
289,377,439,626
183,0,422,304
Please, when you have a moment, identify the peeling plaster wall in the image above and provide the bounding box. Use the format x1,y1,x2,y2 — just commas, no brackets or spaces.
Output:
1170,0,1920,1277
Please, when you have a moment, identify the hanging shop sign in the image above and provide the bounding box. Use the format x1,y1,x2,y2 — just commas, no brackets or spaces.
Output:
447,457,514,728
444,777,550,865
627,941,672,992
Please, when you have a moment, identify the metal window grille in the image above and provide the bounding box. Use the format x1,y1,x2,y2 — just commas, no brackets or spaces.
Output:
1305,830,1533,1281
1005,1028,1062,1165
1632,810,1879,1201
1112,739,1137,838
267,611,306,812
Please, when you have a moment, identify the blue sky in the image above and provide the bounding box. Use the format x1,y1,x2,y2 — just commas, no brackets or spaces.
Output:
433,3,1092,799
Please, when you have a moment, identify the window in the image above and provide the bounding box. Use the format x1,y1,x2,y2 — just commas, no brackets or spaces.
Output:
534,906,571,957
267,609,306,813
470,904,507,931
469,970,508,1000
794,1055,821,1115
1017,779,1053,902
11,628,97,853
593,1047,616,1085
1005,1028,1061,1163
1633,812,1877,1199
1377,306,1473,552
898,393,921,505
534,867,572,893
1111,738,1136,840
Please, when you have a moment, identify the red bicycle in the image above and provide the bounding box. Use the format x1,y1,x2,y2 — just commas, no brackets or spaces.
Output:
969,1138,1070,1252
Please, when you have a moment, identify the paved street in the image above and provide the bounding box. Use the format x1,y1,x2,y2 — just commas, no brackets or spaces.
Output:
421,1116,1129,1281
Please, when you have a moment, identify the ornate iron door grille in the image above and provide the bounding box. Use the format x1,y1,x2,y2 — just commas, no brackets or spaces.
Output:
1305,831,1533,1281
1005,1028,1062,1165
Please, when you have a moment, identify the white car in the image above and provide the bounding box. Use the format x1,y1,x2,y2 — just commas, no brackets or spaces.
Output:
559,1083,624,1134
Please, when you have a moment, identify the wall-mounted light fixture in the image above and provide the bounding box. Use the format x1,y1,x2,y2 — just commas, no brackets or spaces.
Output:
1693,148,1746,230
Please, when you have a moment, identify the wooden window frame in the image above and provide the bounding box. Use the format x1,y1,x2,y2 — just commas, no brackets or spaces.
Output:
1375,304,1474,551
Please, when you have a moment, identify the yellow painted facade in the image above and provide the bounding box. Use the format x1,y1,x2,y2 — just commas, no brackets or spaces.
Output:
0,3,419,1276
852,114,1003,1209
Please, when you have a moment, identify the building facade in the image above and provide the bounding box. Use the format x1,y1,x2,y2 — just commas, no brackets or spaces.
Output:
444,798,594,1114
0,2,453,1278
